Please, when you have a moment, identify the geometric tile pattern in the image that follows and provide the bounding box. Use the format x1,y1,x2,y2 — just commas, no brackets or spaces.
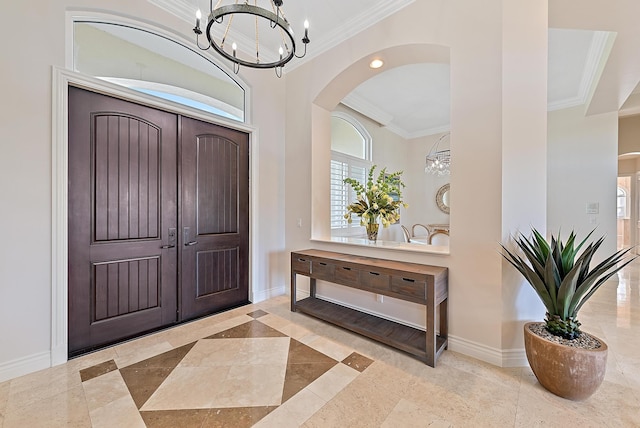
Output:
79,310,374,427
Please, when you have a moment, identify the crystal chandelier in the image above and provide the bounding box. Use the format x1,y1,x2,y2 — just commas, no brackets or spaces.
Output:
425,133,451,176
193,0,310,77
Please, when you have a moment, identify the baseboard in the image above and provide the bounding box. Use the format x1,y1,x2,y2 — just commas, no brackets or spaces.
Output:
500,347,529,368
252,284,286,303
448,335,528,368
0,351,51,383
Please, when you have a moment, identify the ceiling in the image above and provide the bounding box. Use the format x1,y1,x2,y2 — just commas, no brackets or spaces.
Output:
152,0,640,139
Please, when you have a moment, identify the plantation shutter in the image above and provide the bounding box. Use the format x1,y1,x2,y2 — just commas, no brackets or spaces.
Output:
330,151,370,233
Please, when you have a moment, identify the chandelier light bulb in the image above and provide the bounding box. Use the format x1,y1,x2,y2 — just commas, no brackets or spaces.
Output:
194,9,202,33
232,42,237,58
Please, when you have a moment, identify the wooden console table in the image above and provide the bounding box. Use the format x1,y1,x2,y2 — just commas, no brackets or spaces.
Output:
290,249,448,367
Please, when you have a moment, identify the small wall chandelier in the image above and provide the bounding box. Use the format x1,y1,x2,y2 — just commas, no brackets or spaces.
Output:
425,133,451,176
193,0,310,77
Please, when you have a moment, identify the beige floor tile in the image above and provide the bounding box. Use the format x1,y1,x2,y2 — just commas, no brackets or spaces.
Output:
89,395,145,428
141,366,231,410
6,364,82,413
381,398,455,428
236,337,292,365
256,313,293,331
256,387,325,427
179,337,290,367
81,370,130,412
3,384,90,428
178,338,245,367
304,366,402,427
302,336,354,361
214,363,287,407
306,363,360,402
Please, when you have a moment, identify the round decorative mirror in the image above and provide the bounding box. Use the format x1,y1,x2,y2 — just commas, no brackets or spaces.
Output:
436,183,450,214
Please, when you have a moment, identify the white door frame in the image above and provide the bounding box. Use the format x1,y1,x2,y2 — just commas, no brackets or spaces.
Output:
51,67,259,365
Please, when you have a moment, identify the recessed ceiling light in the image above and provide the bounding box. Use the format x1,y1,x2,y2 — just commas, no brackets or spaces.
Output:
369,59,384,69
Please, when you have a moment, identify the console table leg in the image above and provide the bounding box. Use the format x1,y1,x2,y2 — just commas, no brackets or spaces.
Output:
291,272,297,312
440,298,448,349
426,282,436,367
310,278,317,298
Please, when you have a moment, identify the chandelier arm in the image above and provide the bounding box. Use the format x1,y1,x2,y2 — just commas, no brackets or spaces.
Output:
195,33,212,50
275,65,282,78
294,42,307,58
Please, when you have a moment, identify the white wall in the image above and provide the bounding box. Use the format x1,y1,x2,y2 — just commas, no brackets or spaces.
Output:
547,106,618,257
403,134,451,231
0,0,287,381
286,0,550,366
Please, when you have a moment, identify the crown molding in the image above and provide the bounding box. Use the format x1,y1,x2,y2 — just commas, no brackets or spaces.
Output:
577,31,610,105
547,95,584,112
342,93,394,126
383,123,450,140
342,93,450,140
547,31,610,112
284,0,416,73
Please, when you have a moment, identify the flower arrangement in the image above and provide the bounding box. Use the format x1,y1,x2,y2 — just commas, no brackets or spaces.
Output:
343,165,407,229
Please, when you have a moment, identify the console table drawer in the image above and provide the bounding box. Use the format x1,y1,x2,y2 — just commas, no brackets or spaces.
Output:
312,260,335,281
335,265,360,287
291,255,311,274
361,270,390,292
391,275,427,301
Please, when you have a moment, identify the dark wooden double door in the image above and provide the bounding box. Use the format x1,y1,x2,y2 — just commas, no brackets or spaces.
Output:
68,86,249,356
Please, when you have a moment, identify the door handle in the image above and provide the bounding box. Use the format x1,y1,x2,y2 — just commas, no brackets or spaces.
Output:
183,227,197,246
161,227,177,249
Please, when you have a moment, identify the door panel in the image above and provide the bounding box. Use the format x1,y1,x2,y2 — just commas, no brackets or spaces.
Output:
180,116,249,320
68,86,178,355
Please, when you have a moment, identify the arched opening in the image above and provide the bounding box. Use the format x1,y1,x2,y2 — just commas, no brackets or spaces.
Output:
312,43,451,247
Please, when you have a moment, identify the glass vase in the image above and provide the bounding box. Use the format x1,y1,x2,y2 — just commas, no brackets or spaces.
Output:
365,222,379,243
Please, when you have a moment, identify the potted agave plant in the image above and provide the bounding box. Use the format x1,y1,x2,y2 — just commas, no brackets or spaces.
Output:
501,228,636,400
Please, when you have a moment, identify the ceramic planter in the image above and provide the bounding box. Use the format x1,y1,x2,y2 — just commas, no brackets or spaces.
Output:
524,322,608,400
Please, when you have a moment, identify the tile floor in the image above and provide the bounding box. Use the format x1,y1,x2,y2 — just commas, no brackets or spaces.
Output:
1,259,640,427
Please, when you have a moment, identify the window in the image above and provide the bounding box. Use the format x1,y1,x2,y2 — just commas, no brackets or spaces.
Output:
73,22,245,122
617,186,628,219
330,113,372,236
